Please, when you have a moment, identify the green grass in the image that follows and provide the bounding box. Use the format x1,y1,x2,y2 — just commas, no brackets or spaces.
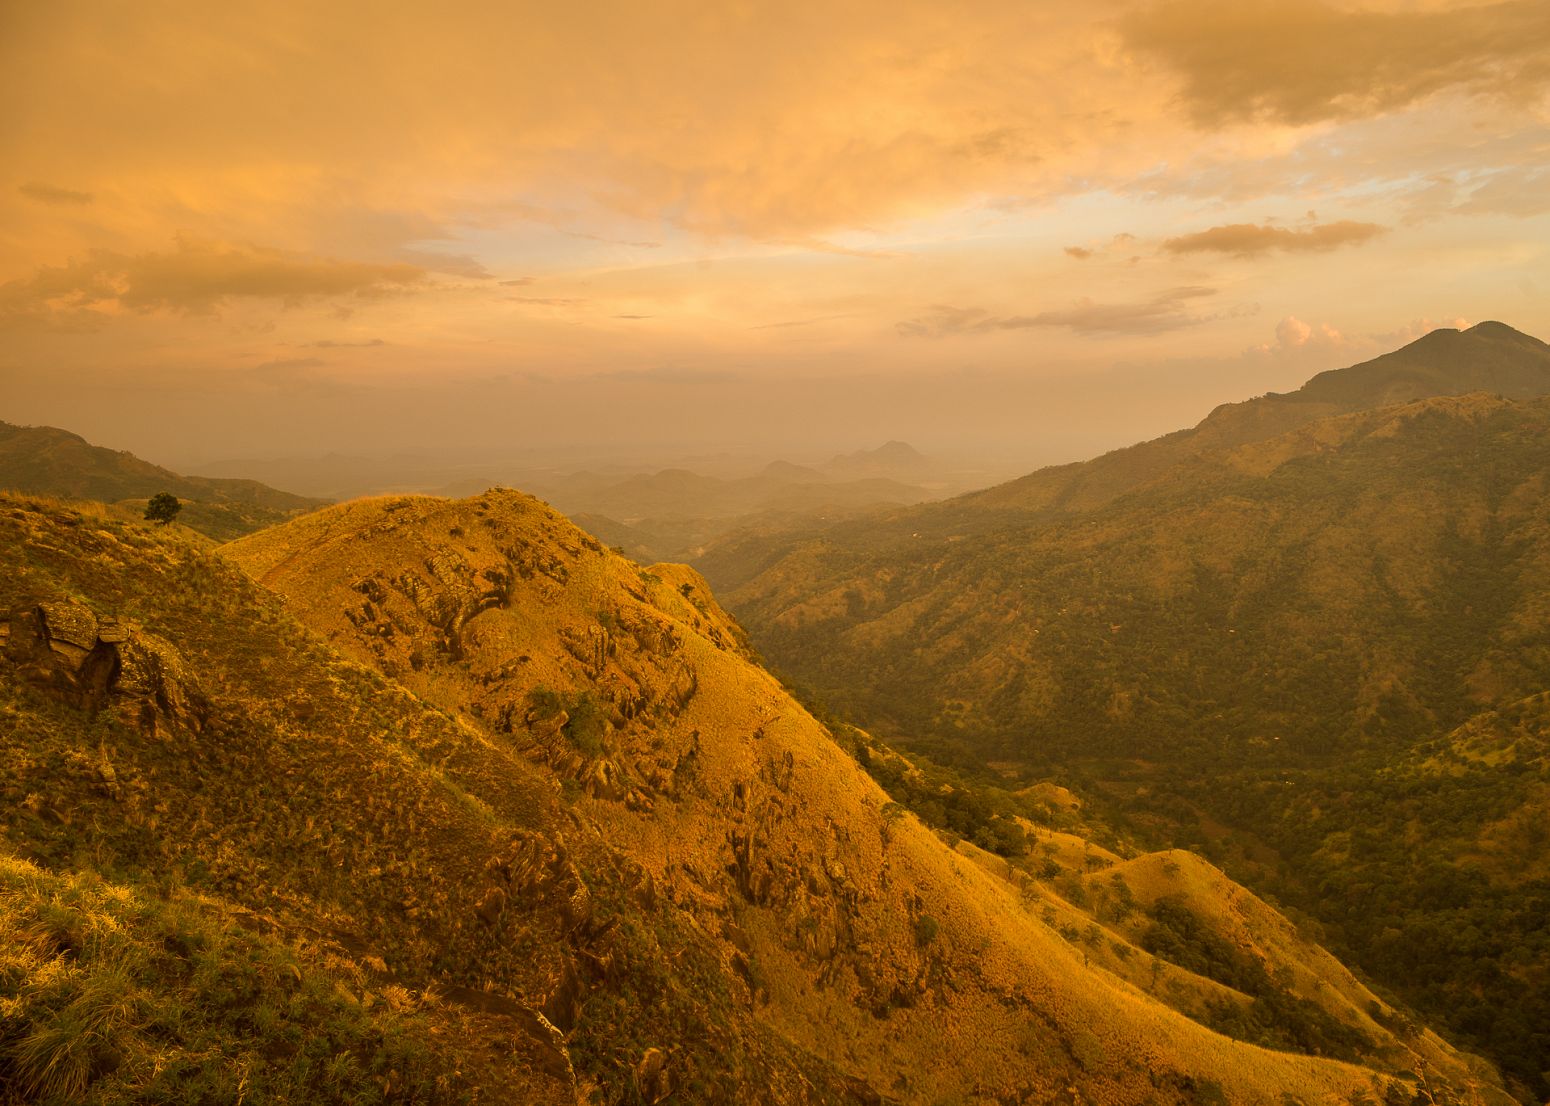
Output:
0,854,460,1105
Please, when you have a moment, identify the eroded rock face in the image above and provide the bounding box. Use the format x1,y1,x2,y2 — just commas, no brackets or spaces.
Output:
2,598,207,736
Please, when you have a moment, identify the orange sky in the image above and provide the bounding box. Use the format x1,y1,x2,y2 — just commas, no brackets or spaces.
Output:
2,0,1547,470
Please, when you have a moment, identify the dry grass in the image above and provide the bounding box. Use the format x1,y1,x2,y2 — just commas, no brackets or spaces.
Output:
220,488,1514,1106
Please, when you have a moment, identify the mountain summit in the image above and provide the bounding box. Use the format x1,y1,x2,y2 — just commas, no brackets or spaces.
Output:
959,321,1550,516
1295,321,1550,408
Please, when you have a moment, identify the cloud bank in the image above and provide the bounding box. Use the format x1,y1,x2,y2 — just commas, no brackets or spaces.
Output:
1163,220,1387,257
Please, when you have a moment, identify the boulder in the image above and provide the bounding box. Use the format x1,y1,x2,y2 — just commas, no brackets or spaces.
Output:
2,598,206,735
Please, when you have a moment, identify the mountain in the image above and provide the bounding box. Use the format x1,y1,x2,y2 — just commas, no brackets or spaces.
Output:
534,460,943,566
695,322,1550,562
0,421,326,540
220,489,1516,1103
542,464,934,525
964,320,1550,517
3,483,1505,1103
822,441,933,482
719,323,1550,1097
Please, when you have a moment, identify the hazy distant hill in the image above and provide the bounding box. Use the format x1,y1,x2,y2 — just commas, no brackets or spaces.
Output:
822,440,933,482
722,322,1550,1095
534,445,953,565
192,442,961,564
0,421,325,540
701,322,1550,560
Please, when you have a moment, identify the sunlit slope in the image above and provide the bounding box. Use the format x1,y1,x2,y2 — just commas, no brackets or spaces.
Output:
720,378,1550,1093
226,488,1510,1105
0,495,846,1104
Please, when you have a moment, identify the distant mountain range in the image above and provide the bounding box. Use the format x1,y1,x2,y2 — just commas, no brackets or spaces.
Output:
184,439,968,564
0,421,325,540
718,321,1550,1096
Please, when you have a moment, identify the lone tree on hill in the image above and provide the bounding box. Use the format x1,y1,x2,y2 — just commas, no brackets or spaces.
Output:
144,492,182,525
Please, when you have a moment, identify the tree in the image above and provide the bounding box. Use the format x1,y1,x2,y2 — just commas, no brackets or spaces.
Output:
144,492,181,525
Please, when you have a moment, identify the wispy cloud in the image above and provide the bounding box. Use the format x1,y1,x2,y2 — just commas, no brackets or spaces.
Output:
1163,220,1387,258
1124,0,1550,126
0,237,426,327
18,182,93,206
507,296,584,307
749,313,855,330
898,286,1233,338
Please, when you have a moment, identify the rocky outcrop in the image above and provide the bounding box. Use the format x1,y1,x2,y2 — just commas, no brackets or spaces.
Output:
1,598,207,736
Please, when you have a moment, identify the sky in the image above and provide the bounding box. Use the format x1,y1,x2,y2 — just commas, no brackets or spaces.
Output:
2,0,1548,475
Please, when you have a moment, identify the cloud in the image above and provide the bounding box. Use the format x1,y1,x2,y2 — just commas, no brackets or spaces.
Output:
507,296,583,307
19,182,93,205
302,338,386,348
898,286,1233,338
1163,220,1387,258
1370,316,1471,346
252,356,326,374
749,313,855,330
498,278,535,287
1455,166,1550,218
565,231,663,249
1064,246,1094,259
395,249,490,278
0,237,426,327
1243,315,1354,359
1123,0,1550,127
0,4,1142,245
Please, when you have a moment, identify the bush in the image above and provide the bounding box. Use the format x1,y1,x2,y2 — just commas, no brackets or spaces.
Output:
143,493,181,526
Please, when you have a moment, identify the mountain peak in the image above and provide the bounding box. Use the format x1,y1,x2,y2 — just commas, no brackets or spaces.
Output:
1296,319,1550,408
823,440,930,480
872,439,923,459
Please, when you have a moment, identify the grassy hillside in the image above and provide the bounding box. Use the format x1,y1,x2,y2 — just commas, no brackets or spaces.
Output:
723,335,1550,1096
0,495,791,1104
222,489,1514,1104
0,422,326,541
0,489,1516,1103
0,855,462,1104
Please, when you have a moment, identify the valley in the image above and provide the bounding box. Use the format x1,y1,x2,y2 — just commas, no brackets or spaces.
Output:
0,484,1514,1104
717,323,1550,1098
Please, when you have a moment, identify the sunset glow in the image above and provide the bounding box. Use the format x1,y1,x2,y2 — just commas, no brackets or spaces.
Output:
3,1,1547,467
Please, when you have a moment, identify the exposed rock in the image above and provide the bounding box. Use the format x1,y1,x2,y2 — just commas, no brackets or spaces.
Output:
439,984,579,1089
634,1047,669,1105
541,958,587,1033
116,630,203,735
476,885,508,927
37,598,99,664
581,757,628,802
2,598,206,734
841,1075,897,1106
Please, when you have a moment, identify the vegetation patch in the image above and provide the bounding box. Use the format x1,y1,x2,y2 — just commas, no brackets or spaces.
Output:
0,855,457,1105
